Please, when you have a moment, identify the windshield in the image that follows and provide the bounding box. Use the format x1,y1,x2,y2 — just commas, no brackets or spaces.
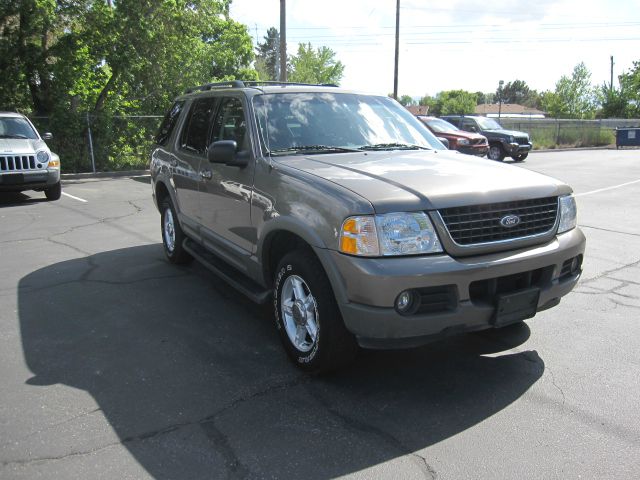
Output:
0,117,38,139
253,93,443,155
421,117,459,134
475,117,503,130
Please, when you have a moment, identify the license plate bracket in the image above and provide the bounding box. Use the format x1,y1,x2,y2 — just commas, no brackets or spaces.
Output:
493,287,540,327
1,174,24,185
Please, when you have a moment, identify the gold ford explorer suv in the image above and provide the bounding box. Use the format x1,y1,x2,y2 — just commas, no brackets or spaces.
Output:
0,112,61,200
150,81,586,373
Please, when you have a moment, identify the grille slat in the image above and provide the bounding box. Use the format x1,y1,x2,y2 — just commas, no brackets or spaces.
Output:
439,197,558,246
0,155,38,173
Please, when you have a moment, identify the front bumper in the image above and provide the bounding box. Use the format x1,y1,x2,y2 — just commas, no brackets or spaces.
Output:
458,145,489,156
0,169,60,192
505,142,532,155
315,228,585,348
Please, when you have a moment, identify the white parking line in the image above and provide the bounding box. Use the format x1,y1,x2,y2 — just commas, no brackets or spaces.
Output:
61,191,88,203
575,179,640,197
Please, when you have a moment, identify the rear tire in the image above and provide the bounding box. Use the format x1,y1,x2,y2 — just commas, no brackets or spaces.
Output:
274,249,358,374
488,144,506,161
44,182,61,201
160,198,192,265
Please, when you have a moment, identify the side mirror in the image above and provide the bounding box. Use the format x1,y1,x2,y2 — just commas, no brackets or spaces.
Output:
207,140,248,168
437,137,450,149
468,126,478,133
42,132,53,140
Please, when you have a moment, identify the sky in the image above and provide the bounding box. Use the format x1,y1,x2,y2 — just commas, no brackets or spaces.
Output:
230,0,640,99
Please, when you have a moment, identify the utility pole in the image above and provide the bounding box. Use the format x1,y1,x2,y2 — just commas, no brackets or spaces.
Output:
393,0,400,99
610,55,614,91
498,80,504,121
280,0,287,82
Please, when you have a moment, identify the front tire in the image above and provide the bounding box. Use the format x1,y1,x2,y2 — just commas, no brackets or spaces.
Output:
44,182,61,201
488,144,506,161
160,198,192,265
274,249,357,373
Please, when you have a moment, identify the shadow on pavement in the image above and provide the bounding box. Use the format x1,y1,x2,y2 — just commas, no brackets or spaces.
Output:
17,244,543,478
0,191,48,207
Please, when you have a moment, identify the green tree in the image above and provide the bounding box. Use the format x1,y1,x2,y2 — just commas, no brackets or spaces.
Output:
0,0,256,171
398,95,415,107
543,62,597,118
428,90,477,115
255,27,279,81
475,92,495,105
289,43,344,85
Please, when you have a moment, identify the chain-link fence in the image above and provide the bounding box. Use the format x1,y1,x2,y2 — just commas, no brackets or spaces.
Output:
498,118,640,149
30,114,163,173
27,113,640,173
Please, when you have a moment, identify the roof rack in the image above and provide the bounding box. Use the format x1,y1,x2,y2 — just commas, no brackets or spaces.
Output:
184,80,338,94
184,80,245,94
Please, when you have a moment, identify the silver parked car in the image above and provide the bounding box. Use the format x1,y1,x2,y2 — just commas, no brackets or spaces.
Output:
0,112,61,200
150,81,585,373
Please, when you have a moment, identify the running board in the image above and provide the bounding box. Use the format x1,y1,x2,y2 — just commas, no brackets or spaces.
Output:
182,239,271,304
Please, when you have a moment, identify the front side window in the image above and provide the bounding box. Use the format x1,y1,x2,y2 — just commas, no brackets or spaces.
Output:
0,117,38,140
180,97,217,155
210,97,249,152
253,93,442,155
155,101,184,145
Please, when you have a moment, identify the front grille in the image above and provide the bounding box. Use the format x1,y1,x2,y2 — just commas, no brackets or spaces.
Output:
439,197,558,246
0,155,38,172
515,137,529,145
470,138,487,146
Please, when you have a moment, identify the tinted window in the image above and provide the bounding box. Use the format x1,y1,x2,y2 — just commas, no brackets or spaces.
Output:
155,101,184,145
180,97,217,155
211,97,249,151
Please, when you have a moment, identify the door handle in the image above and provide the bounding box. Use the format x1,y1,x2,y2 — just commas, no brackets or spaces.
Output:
200,170,212,180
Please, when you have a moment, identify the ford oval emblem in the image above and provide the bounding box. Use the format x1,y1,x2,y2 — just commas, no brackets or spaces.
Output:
500,214,521,228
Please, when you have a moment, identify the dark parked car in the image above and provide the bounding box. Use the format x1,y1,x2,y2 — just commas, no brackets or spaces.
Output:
442,115,532,162
417,116,488,156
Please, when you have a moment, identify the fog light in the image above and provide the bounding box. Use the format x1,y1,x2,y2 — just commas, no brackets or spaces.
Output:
395,290,417,315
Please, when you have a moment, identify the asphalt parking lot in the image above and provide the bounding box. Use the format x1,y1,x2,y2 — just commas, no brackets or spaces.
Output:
1,149,639,479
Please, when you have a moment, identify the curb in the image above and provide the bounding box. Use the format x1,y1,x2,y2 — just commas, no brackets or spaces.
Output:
531,146,614,153
61,169,150,180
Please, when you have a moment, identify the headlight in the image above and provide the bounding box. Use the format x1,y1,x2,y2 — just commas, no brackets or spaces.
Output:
457,138,470,145
36,150,50,163
557,195,577,233
340,212,442,256
509,135,515,143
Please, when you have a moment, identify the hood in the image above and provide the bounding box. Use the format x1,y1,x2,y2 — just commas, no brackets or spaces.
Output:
280,150,570,212
484,129,530,139
0,138,47,155
442,131,487,141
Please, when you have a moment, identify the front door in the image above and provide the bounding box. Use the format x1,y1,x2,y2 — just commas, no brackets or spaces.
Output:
198,96,256,257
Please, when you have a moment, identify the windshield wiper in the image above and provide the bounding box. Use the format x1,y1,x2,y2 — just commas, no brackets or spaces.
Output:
0,134,28,139
269,145,361,154
358,143,430,151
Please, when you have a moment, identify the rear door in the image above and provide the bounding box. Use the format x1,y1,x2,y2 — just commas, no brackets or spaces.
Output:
173,96,217,229
198,95,256,258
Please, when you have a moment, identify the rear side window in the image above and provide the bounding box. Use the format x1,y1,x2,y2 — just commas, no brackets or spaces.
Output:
180,97,217,155
155,101,184,145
